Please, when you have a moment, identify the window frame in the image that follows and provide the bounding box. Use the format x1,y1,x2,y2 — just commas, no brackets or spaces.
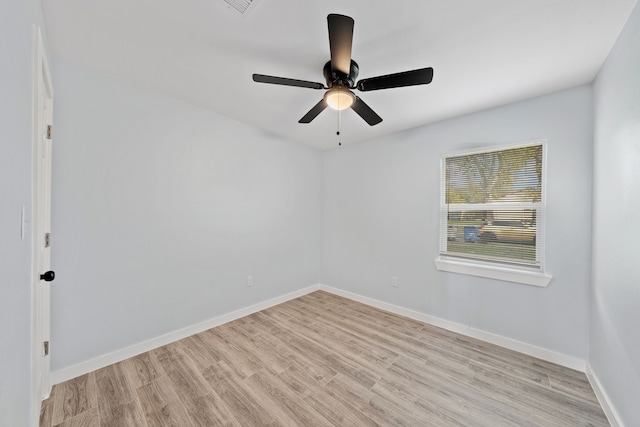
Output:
434,140,552,287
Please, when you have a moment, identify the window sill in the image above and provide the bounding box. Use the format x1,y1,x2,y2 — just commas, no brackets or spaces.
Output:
434,256,552,287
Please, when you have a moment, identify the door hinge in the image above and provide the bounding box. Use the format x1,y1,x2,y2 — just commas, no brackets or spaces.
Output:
43,341,49,356
46,125,52,140
44,232,50,248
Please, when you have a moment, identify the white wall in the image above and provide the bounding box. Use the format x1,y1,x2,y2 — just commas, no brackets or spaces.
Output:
0,1,49,426
592,2,640,425
50,60,322,370
322,85,593,361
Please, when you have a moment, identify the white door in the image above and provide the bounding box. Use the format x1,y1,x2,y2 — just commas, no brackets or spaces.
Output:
32,26,54,401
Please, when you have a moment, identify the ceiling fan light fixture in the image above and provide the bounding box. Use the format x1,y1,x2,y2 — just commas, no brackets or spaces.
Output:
325,87,355,110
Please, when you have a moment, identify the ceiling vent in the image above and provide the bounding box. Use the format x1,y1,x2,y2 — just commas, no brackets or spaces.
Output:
224,0,259,15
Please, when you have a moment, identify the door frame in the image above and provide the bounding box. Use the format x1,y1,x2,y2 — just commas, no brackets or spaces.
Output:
31,25,54,411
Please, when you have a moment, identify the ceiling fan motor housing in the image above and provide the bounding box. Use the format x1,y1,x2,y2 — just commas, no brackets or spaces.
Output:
323,60,359,88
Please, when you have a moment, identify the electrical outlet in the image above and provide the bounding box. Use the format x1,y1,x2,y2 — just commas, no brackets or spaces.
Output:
246,275,254,287
392,276,398,288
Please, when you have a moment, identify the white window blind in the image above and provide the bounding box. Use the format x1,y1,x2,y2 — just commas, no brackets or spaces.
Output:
440,142,544,268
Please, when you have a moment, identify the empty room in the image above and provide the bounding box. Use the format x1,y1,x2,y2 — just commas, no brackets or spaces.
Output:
2,0,640,426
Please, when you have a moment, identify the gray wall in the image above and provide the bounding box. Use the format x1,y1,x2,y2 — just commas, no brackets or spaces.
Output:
0,1,48,425
592,2,640,425
321,85,594,360
50,61,322,370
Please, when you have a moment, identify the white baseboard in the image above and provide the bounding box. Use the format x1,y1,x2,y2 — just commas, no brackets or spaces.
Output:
52,282,586,386
586,363,622,427
319,284,586,372
51,284,320,385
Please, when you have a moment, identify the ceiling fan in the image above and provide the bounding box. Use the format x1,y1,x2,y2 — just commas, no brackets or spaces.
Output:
252,14,434,126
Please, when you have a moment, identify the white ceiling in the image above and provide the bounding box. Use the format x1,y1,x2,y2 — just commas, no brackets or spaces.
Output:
42,0,638,150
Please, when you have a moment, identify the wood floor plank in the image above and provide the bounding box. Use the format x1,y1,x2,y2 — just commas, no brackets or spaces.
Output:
53,407,99,427
94,364,136,419
247,369,335,426
323,373,391,426
141,400,193,427
467,361,609,426
369,380,443,427
200,360,279,426
136,375,192,427
178,333,222,372
214,323,267,374
547,366,601,404
39,386,56,427
160,347,212,406
276,364,375,426
98,401,146,427
41,291,610,427
224,322,291,376
185,393,241,427
231,318,296,374
264,324,339,385
121,351,164,390
388,353,531,426
51,373,97,426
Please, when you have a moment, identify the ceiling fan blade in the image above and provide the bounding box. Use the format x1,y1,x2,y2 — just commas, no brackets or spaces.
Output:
327,14,354,75
253,74,324,90
356,67,434,92
299,99,328,123
351,96,382,126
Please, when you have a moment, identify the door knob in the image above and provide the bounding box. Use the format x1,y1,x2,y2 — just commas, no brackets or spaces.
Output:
40,271,55,282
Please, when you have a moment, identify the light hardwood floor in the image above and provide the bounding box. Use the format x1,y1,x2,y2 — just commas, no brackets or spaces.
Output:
40,291,609,426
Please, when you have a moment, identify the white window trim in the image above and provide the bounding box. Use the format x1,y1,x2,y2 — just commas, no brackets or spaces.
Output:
434,256,552,287
434,140,552,287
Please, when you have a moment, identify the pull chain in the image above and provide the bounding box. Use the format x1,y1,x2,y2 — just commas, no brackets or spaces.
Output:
337,108,342,146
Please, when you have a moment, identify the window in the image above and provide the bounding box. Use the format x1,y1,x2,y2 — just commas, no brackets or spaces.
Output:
435,141,551,286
